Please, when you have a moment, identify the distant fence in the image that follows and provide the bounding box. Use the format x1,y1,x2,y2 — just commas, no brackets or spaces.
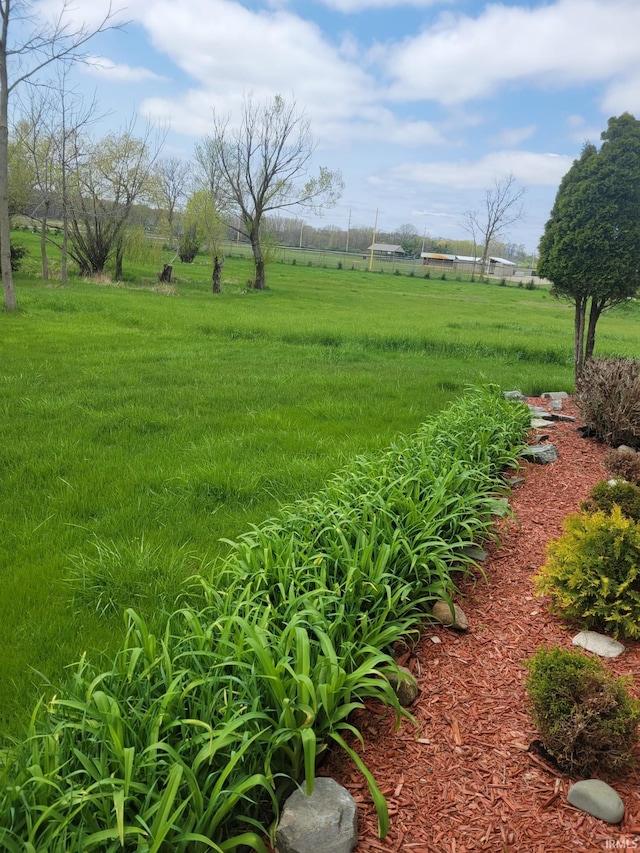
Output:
222,242,545,285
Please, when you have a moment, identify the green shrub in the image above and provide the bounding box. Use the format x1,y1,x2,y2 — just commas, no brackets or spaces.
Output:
10,243,27,271
604,448,640,486
525,646,640,776
535,506,640,638
574,356,640,447
581,479,640,521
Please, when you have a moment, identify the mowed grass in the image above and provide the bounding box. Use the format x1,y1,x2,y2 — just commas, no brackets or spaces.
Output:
2,238,640,738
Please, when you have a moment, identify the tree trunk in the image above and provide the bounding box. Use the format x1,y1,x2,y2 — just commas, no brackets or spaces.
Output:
585,297,605,363
0,32,16,310
574,297,587,384
249,227,265,290
212,254,224,293
40,205,49,280
479,237,490,282
158,263,173,283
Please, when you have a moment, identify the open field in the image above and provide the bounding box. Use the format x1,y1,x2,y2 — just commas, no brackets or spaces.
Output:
1,233,640,738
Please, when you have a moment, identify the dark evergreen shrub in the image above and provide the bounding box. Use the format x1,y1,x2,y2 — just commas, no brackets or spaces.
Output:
525,646,640,776
604,448,640,486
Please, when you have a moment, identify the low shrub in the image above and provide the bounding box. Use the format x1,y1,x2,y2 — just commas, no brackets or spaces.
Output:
581,479,640,521
604,448,640,486
10,243,27,271
525,646,640,776
574,357,640,447
535,506,640,638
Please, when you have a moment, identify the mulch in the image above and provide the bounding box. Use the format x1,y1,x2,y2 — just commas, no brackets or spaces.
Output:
322,398,640,853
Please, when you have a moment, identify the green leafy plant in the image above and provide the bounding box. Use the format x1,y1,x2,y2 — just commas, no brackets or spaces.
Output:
574,356,640,447
581,479,640,521
525,646,640,776
535,506,640,638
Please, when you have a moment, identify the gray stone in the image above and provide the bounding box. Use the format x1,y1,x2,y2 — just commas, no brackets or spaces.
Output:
572,630,625,658
528,405,553,418
550,398,564,411
522,444,558,464
567,779,625,824
541,391,569,400
432,599,469,631
504,390,525,400
548,412,577,422
531,417,556,429
618,445,636,453
276,777,358,853
461,544,489,562
387,665,419,706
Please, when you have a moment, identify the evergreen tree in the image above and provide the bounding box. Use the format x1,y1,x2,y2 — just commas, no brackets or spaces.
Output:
538,113,640,381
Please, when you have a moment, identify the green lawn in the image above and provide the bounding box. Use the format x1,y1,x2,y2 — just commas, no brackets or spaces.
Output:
1,238,639,737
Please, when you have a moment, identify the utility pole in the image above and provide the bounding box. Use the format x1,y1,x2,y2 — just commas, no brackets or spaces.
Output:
345,209,351,253
368,208,378,272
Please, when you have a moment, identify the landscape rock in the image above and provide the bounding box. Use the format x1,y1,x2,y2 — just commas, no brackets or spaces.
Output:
528,405,553,418
567,779,625,824
521,444,559,464
547,412,577,423
387,665,420,706
432,599,469,631
275,777,358,853
572,630,625,658
531,417,556,429
541,391,569,400
504,390,525,400
461,544,488,562
549,398,564,411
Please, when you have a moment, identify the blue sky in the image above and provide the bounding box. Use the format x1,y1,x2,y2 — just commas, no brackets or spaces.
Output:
28,0,640,253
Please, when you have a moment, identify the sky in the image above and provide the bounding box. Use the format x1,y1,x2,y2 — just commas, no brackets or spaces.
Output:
24,0,640,254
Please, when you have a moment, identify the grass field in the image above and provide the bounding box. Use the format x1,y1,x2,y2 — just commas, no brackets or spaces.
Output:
1,232,639,739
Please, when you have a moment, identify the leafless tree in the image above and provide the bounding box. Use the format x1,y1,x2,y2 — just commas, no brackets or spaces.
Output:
0,0,122,308
154,155,191,248
463,174,525,281
196,93,343,290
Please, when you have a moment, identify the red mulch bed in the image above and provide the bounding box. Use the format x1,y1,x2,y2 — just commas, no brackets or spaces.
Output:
322,398,640,853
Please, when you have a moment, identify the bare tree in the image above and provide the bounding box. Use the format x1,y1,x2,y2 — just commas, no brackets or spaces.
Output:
154,156,191,249
0,0,122,309
463,174,525,281
196,93,343,290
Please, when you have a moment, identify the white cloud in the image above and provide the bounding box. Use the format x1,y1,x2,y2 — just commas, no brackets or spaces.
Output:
385,150,573,192
490,126,537,149
382,0,640,105
319,0,447,10
83,55,165,83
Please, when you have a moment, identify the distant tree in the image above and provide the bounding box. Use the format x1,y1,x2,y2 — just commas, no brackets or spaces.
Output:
15,92,59,279
463,174,525,281
196,93,343,290
538,113,640,382
0,0,120,308
395,223,420,256
67,125,163,278
154,156,191,248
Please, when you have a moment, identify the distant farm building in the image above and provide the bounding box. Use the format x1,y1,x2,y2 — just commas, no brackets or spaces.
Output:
367,243,406,259
421,253,517,277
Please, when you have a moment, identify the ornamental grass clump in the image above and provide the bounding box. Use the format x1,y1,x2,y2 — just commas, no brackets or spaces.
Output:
574,356,640,447
525,646,640,776
0,386,531,850
535,506,640,638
